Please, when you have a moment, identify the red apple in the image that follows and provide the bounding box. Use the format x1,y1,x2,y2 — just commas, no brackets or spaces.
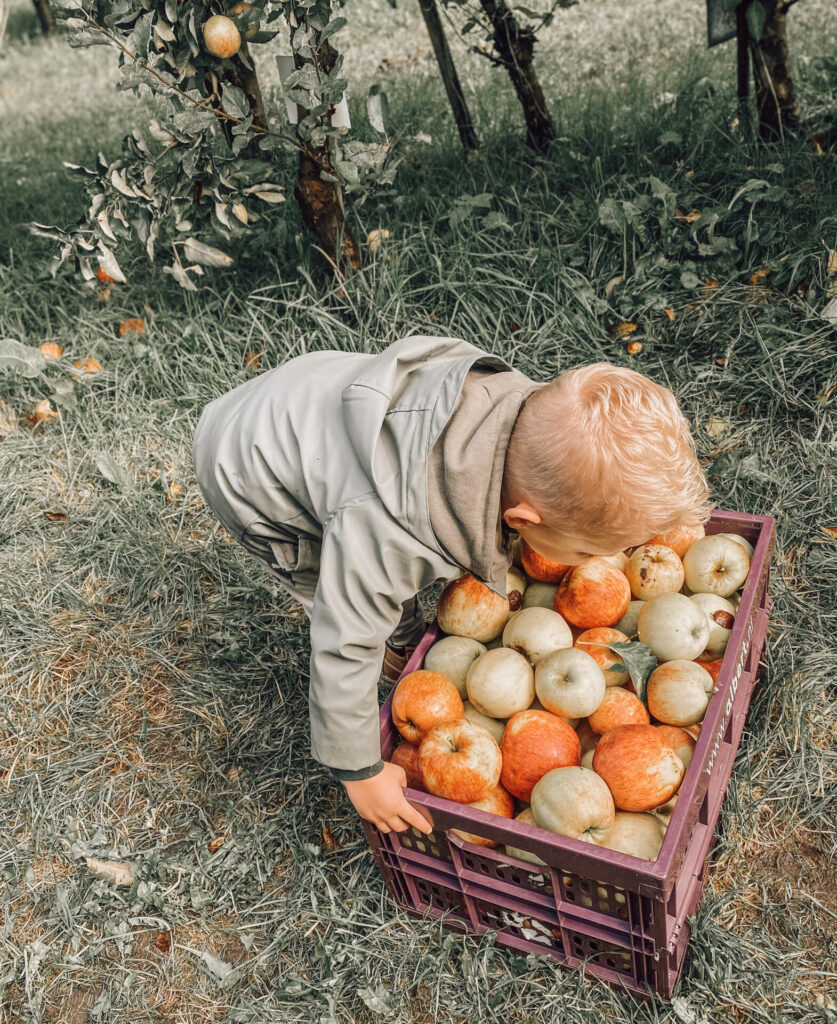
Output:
592,723,684,812
451,784,515,847
520,539,571,583
418,719,502,803
391,670,464,744
500,709,582,801
389,741,425,790
654,724,696,771
587,686,650,734
554,557,631,629
696,657,723,684
646,522,705,559
437,573,509,642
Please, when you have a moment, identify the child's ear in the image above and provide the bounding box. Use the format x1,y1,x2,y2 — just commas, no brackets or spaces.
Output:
503,502,542,531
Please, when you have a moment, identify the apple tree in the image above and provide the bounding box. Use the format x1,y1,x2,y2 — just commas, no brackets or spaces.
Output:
33,0,403,291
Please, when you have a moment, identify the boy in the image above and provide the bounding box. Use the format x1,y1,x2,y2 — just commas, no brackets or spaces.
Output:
192,334,711,837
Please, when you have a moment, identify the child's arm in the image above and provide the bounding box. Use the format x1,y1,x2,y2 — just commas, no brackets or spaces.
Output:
343,762,432,834
307,498,454,829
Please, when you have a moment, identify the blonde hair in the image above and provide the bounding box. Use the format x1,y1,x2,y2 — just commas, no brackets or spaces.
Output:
505,363,712,549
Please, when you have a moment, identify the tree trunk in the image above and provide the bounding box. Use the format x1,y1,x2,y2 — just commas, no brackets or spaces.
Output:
292,33,361,277
0,0,9,50
750,0,799,140
417,0,479,151
32,0,54,33
477,0,554,152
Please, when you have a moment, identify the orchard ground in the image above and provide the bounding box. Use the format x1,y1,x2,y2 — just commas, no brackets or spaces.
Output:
1,0,836,1020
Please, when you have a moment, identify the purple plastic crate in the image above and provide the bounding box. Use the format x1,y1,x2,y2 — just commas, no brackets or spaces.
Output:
367,510,776,1000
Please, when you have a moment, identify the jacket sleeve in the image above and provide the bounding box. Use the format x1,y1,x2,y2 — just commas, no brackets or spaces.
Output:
308,495,454,775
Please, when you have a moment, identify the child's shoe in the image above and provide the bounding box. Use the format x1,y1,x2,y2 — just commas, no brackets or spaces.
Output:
379,641,418,688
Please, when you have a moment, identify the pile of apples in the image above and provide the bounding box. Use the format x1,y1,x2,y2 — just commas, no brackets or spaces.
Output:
389,525,754,864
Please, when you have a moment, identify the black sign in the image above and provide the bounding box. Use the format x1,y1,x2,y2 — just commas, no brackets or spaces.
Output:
707,0,739,47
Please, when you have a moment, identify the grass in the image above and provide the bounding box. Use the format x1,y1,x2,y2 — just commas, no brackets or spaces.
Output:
1,0,836,1020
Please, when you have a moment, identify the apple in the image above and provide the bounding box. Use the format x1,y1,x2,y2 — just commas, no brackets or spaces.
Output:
462,700,506,745
654,724,696,771
523,582,559,609
534,647,607,718
652,793,678,824
503,807,548,865
391,670,464,744
595,811,667,860
646,522,705,559
715,532,754,560
581,748,596,769
437,573,510,642
418,719,502,803
646,660,715,726
696,657,723,684
451,784,515,847
500,710,581,801
466,648,535,718
423,636,487,699
506,567,528,611
530,766,615,843
592,724,684,811
682,535,750,597
625,544,685,601
587,687,650,734
502,606,573,665
554,557,631,629
520,539,571,583
614,599,644,638
689,593,735,658
601,551,629,572
574,627,630,687
389,741,425,789
637,592,710,661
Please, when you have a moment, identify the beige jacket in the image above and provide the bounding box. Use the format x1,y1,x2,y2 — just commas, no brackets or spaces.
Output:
192,335,539,777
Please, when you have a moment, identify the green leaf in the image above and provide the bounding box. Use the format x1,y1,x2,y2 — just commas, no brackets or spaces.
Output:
745,1,766,41
357,986,396,1015
320,15,347,41
367,86,390,135
680,270,701,289
0,339,47,378
597,641,657,705
221,85,249,120
598,198,626,233
180,238,234,267
95,452,129,490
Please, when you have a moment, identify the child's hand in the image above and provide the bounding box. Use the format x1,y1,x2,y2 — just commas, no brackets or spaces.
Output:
343,761,433,835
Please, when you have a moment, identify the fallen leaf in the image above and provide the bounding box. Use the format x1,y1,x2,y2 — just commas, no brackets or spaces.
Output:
43,510,68,522
510,321,520,334
705,416,728,438
167,481,183,503
97,285,112,303
664,308,675,320
29,399,59,425
827,250,837,277
716,357,726,366
207,835,226,853
97,266,115,283
612,321,638,339
40,342,63,360
812,135,824,156
626,341,643,355
366,228,391,252
746,268,771,286
85,857,134,887
701,279,719,298
428,313,436,323
322,824,339,851
155,931,172,952
819,381,835,403
604,275,624,297
72,357,102,375
821,526,837,539
119,318,145,336
675,209,702,223
244,350,262,371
